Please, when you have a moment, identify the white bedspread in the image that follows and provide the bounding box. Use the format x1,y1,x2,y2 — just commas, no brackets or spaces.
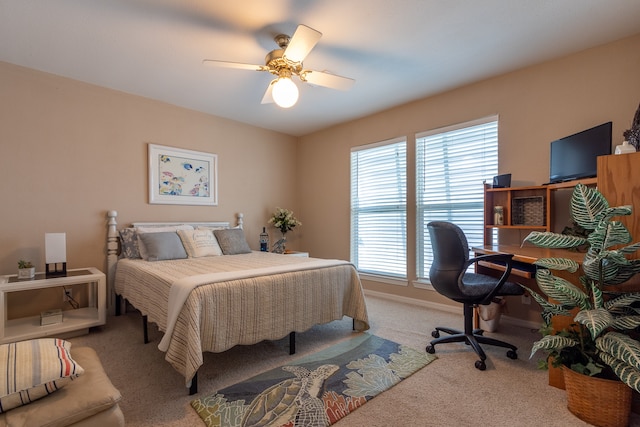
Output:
114,252,369,386
159,258,349,351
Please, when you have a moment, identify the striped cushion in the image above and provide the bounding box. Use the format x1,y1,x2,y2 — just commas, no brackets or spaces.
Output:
0,338,84,413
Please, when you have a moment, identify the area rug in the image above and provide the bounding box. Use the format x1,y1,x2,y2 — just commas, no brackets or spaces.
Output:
191,333,436,427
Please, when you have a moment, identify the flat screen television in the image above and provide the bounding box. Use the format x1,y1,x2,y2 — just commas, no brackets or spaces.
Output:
549,121,612,184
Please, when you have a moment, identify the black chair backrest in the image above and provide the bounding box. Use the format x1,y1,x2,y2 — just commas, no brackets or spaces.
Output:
427,221,470,301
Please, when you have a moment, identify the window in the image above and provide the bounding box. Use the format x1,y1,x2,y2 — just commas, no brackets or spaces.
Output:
350,138,407,278
416,117,498,280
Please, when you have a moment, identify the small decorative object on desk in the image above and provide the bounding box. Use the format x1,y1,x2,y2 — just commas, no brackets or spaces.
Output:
493,206,504,225
614,140,636,155
623,101,640,150
40,308,63,326
17,260,35,280
268,207,301,254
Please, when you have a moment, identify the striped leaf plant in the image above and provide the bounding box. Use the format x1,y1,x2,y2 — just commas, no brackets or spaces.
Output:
521,183,640,392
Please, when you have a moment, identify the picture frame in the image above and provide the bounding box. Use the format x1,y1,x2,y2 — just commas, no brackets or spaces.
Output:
148,144,218,205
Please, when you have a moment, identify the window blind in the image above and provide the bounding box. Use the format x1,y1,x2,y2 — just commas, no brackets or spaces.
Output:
416,118,498,280
351,139,407,278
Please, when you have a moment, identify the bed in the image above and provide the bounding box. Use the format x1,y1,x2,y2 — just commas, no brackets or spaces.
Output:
105,211,369,394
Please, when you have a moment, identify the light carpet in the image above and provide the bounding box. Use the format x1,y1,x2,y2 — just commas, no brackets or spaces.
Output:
68,294,640,426
191,333,436,426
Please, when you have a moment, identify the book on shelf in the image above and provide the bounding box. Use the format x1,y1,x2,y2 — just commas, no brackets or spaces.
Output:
40,309,63,326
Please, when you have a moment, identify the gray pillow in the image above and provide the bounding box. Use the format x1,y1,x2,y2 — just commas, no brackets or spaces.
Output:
213,228,252,255
138,232,188,261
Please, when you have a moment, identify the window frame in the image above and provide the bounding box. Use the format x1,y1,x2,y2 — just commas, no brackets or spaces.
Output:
350,137,408,280
415,116,499,282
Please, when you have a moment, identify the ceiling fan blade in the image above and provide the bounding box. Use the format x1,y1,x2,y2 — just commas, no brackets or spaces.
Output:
283,25,322,63
303,70,355,91
261,81,274,104
202,59,265,71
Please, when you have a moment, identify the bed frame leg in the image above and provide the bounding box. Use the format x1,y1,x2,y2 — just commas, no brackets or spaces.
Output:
353,318,356,330
142,315,149,344
189,373,198,395
289,332,296,355
115,295,122,316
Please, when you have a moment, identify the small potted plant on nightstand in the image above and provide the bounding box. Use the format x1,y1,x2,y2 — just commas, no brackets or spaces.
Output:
17,260,35,279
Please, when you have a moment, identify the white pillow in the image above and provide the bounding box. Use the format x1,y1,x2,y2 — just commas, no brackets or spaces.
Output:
136,225,194,260
0,338,84,413
177,229,223,258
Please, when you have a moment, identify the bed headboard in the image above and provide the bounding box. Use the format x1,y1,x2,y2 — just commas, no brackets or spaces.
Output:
105,210,243,315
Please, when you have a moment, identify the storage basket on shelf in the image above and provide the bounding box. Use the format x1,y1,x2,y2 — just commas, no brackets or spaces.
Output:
511,196,545,226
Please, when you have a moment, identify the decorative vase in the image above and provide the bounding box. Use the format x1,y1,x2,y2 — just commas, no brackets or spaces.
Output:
562,366,632,427
272,233,286,254
614,140,636,155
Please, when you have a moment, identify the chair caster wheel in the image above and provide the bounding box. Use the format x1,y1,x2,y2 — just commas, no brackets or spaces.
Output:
426,345,435,354
507,349,518,360
431,331,440,338
475,360,486,370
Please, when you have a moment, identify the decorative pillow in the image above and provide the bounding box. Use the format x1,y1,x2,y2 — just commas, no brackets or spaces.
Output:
213,228,252,255
137,232,188,261
119,227,141,259
0,338,84,413
195,225,229,231
177,229,223,258
136,225,194,260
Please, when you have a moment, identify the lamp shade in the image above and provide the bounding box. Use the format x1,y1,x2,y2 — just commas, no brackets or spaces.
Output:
45,233,67,263
272,77,299,108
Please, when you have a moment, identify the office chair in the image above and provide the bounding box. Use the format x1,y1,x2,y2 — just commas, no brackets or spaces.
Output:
425,221,524,370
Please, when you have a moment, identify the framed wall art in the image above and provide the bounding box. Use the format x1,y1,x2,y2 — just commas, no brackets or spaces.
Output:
148,144,218,205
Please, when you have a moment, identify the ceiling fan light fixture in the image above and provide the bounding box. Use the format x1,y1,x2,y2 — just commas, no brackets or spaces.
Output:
272,76,299,108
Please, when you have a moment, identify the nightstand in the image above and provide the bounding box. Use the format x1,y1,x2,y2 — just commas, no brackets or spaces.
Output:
283,251,309,257
0,267,106,343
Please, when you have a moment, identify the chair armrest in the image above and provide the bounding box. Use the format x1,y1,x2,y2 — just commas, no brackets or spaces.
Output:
463,253,515,305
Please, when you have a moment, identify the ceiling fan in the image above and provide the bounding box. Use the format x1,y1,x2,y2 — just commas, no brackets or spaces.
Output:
203,24,355,108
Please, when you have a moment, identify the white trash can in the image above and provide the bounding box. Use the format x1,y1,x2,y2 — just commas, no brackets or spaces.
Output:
478,297,505,332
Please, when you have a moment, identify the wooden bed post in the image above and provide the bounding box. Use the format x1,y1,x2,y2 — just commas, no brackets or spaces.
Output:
106,210,118,316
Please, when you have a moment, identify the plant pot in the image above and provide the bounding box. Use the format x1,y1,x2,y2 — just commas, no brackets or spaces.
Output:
563,366,632,427
17,267,35,280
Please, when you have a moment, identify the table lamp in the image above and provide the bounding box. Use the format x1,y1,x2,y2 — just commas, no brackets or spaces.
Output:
45,232,67,277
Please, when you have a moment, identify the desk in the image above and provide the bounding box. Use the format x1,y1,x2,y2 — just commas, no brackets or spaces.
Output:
473,244,585,264
473,244,585,279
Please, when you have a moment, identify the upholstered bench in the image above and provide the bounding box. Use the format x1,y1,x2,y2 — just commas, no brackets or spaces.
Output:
0,340,124,427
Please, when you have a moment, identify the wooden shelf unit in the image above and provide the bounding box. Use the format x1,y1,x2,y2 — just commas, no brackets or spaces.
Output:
483,178,597,246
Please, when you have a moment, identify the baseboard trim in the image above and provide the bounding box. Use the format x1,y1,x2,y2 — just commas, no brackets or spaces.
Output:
363,289,540,330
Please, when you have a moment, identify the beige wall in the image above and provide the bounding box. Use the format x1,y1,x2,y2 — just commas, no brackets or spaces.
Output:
297,33,640,324
0,61,298,281
2,33,639,325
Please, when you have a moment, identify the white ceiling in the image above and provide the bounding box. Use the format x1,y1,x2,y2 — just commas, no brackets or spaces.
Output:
2,1,640,136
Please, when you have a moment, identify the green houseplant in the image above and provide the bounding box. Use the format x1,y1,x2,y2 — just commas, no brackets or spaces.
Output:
520,184,640,424
268,207,301,253
17,259,35,279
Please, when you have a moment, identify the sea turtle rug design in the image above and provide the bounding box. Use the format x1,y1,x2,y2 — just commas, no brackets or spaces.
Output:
191,334,436,427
